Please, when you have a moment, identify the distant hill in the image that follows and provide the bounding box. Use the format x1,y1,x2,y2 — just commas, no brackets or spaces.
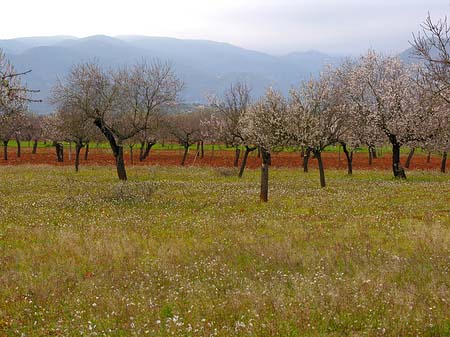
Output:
0,35,346,114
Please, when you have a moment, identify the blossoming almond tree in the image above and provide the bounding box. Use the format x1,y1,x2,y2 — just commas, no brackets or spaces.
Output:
346,51,441,179
288,72,348,187
240,88,290,202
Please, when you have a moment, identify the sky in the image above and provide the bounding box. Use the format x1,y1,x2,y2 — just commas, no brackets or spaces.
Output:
1,0,448,55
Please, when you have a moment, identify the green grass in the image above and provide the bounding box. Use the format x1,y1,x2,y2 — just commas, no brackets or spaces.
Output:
4,141,427,155
0,166,449,336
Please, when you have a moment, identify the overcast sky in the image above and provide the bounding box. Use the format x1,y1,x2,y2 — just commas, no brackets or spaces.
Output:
1,0,448,55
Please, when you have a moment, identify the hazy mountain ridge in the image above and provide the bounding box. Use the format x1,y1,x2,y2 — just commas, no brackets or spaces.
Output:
1,35,345,114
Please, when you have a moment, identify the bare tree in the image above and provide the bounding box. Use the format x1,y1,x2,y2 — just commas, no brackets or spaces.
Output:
53,60,182,180
167,111,202,166
0,50,40,160
412,14,450,104
55,106,99,172
208,82,255,171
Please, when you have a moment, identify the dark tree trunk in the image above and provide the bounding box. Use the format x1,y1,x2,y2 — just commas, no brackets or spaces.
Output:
238,146,256,178
427,152,431,163
371,146,377,159
84,142,89,160
368,147,373,166
181,144,189,166
314,149,326,187
341,142,353,175
303,147,311,173
257,146,261,158
405,148,415,168
94,118,127,181
32,139,38,154
54,141,64,162
115,146,127,180
139,141,154,161
441,152,447,173
3,140,8,160
391,138,406,179
260,148,271,202
234,146,241,167
75,141,83,172
16,138,21,158
200,140,204,159
129,145,134,165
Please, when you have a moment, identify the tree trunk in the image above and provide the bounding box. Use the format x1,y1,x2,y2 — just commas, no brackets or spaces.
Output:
3,140,8,160
238,146,256,178
68,142,72,161
16,138,21,158
234,146,241,167
427,152,431,163
368,147,373,165
338,144,341,163
341,143,353,175
94,117,127,181
405,148,415,168
115,146,127,180
129,145,134,165
32,139,38,154
314,149,326,187
84,142,89,160
139,141,154,161
75,141,83,172
257,146,261,158
441,152,447,173
200,140,204,159
260,148,271,202
303,147,311,173
391,139,406,179
371,146,377,159
181,144,189,166
54,142,64,162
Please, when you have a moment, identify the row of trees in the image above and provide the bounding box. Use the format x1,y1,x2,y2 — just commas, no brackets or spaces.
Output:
2,14,449,202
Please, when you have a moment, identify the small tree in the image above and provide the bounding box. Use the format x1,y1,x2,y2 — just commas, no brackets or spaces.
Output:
240,88,290,202
1,50,40,159
288,73,347,187
55,106,98,172
41,113,65,162
208,82,255,171
167,111,202,166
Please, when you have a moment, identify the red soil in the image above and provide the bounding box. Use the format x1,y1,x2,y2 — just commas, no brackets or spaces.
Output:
0,146,445,171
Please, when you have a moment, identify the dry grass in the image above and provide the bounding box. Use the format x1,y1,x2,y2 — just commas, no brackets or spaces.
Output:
0,165,449,336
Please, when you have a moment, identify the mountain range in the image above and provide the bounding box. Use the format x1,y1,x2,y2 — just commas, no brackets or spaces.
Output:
0,35,415,114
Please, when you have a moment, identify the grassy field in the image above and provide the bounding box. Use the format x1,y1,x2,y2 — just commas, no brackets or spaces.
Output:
0,165,449,336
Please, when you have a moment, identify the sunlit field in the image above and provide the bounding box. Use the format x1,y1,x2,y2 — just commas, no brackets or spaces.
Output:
0,165,449,336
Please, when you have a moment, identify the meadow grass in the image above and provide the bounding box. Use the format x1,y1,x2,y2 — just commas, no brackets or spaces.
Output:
0,165,449,336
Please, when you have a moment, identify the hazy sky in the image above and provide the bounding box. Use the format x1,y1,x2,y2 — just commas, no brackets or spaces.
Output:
1,0,448,55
